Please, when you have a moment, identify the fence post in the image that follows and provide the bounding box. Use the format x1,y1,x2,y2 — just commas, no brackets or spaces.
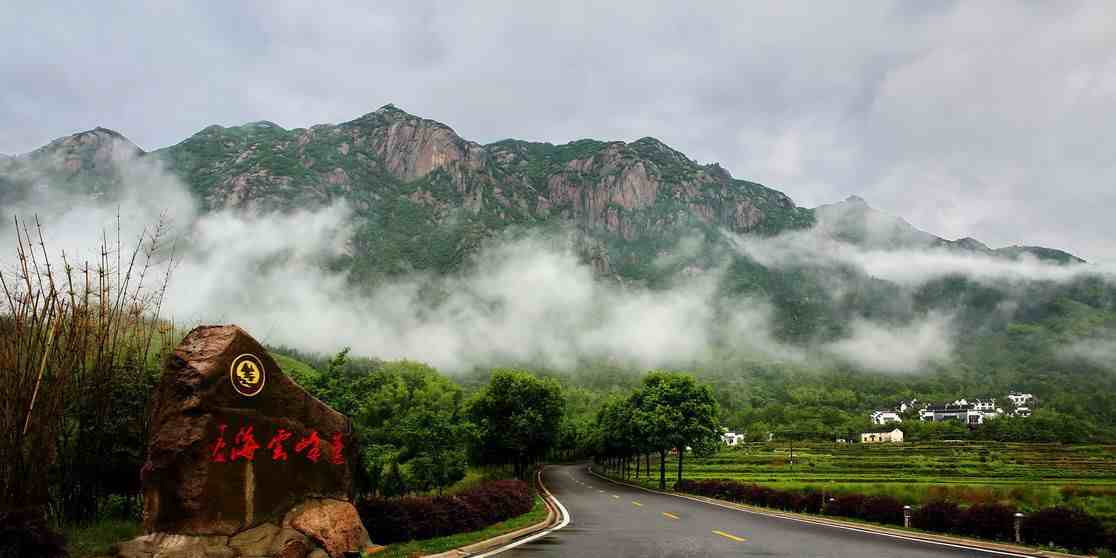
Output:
904,505,912,528
1014,512,1023,544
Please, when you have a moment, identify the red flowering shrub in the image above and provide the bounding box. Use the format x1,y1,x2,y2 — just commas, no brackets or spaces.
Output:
358,479,534,544
860,495,905,526
911,500,960,533
824,493,867,519
956,503,1016,542
1021,506,1105,553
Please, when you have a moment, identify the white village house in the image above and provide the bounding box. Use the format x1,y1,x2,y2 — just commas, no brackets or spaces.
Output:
870,410,902,425
722,431,745,446
861,428,904,444
1007,392,1035,407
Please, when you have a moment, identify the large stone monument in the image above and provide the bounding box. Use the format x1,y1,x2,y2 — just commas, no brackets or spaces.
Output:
114,325,374,558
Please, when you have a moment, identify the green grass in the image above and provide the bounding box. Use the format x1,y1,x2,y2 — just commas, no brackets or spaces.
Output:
63,518,141,558
272,352,321,386
627,442,1116,528
375,495,549,558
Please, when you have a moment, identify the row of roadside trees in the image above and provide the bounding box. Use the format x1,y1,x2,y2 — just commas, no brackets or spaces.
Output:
592,372,721,489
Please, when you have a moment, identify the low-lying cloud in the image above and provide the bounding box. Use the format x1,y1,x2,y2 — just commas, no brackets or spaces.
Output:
732,227,1115,288
1060,336,1116,371
7,151,1113,375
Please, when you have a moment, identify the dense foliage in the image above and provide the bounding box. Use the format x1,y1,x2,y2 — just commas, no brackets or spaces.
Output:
467,370,565,479
0,509,68,558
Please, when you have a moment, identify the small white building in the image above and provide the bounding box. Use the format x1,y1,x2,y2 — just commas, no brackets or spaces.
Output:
1007,392,1034,407
722,431,745,446
1013,406,1032,418
861,428,904,444
870,410,903,425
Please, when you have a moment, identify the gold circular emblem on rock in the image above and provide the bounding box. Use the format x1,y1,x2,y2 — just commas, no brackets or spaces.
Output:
230,353,266,397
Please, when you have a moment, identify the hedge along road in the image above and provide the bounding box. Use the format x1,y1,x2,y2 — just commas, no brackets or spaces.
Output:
487,464,1044,558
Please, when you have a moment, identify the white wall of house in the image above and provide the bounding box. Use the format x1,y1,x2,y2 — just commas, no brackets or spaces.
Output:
860,429,904,443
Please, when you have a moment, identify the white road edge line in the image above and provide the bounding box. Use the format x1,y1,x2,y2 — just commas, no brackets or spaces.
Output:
473,467,571,557
587,466,1038,558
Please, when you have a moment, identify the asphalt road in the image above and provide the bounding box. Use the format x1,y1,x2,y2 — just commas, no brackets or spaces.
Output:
494,464,1034,558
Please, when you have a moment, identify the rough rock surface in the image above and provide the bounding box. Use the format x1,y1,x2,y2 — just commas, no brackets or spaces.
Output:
269,527,312,558
112,533,228,558
140,325,358,536
284,499,372,558
228,522,280,556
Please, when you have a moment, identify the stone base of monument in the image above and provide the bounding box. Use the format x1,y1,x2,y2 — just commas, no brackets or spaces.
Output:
112,325,382,558
113,497,379,558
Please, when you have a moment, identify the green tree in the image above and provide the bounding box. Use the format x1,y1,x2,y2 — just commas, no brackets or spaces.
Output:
631,371,720,489
467,370,565,479
397,409,467,493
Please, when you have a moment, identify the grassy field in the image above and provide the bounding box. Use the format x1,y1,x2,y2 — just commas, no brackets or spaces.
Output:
376,494,549,558
64,518,142,558
630,441,1116,527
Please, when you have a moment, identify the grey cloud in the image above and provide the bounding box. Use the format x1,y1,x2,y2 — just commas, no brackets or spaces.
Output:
1060,337,1116,371
2,1,1115,263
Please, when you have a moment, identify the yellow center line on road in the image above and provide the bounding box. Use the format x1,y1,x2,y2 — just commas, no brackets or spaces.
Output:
662,512,680,520
631,501,643,507
611,494,620,499
712,530,748,542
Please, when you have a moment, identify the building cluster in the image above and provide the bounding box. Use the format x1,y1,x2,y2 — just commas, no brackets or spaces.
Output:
722,392,1038,447
870,392,1035,427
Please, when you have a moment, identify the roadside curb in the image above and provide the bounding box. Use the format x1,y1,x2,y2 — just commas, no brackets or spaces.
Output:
587,467,1087,558
425,467,568,557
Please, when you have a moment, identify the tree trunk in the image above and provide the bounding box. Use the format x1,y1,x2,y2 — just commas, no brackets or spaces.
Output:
677,446,684,484
646,453,650,477
635,454,640,478
658,450,667,490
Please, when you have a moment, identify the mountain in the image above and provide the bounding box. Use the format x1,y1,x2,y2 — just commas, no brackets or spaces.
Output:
815,195,1084,264
4,106,1116,438
1,105,1082,279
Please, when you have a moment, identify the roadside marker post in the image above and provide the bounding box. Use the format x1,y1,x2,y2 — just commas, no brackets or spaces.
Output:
1013,513,1023,543
904,505,911,528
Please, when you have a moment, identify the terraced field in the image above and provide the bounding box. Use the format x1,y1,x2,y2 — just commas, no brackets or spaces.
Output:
637,442,1116,526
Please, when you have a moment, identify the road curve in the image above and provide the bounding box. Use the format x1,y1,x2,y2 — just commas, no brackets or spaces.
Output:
492,464,1035,558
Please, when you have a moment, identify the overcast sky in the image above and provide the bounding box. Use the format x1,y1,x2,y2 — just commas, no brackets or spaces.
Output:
3,1,1115,261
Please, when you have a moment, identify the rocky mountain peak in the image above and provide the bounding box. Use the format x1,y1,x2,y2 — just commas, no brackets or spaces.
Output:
951,237,992,252
17,127,145,177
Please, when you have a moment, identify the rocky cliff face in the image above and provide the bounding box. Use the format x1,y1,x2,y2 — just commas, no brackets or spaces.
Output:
0,105,1082,278
148,105,811,240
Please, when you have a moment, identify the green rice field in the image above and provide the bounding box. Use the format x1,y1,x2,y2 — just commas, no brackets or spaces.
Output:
635,441,1116,527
